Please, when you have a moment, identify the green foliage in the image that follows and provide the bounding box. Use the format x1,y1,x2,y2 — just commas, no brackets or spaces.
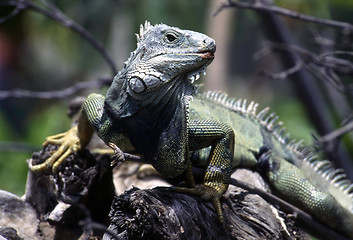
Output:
0,151,29,196
274,0,331,19
0,111,29,196
0,103,70,196
331,0,353,8
25,103,71,145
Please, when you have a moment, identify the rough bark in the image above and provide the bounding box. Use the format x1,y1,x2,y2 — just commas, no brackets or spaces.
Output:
103,169,308,240
24,144,115,239
0,144,308,240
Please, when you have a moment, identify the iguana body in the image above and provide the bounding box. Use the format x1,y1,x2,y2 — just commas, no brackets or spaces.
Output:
30,22,353,238
191,92,353,237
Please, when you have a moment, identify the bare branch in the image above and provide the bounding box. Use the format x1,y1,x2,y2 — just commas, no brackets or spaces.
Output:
216,0,353,32
320,51,353,73
253,47,304,80
260,61,303,80
316,119,353,147
254,43,353,93
309,28,337,48
0,2,24,23
1,0,118,76
0,77,112,100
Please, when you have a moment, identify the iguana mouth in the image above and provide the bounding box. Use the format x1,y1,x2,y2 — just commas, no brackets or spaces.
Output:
196,50,215,59
184,49,214,84
175,50,214,59
185,50,214,84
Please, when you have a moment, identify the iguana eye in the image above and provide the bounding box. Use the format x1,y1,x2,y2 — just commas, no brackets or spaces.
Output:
166,33,177,42
164,31,178,43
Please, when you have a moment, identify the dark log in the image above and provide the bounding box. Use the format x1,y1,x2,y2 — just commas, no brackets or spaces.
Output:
2,143,308,240
0,190,41,239
103,170,308,240
24,144,115,239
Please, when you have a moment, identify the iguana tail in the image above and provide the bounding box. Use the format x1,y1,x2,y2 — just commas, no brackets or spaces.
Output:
261,153,353,238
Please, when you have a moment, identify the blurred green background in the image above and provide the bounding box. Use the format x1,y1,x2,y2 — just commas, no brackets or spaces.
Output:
0,0,352,196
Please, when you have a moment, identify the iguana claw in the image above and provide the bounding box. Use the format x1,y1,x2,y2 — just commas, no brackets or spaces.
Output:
108,142,126,167
29,126,81,174
172,184,225,224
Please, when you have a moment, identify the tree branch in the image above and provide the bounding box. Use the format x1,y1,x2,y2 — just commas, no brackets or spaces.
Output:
1,0,118,76
254,43,353,93
216,0,353,32
0,1,24,24
0,76,112,100
315,120,353,148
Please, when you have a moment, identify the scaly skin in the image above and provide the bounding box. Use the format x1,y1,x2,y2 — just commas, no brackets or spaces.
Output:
29,22,353,238
190,92,353,238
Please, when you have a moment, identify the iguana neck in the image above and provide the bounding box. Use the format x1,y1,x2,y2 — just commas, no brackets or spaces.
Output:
105,73,193,161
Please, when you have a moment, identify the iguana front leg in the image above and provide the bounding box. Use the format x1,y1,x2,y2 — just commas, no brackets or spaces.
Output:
29,94,102,174
174,118,234,224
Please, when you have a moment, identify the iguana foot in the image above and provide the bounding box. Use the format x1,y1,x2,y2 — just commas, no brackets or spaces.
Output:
172,184,225,224
108,142,126,167
29,126,81,174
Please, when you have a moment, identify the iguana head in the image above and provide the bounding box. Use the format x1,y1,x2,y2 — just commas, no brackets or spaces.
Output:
127,21,215,95
106,21,215,118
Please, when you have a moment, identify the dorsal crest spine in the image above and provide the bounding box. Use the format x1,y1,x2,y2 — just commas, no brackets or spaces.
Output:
199,90,353,209
136,21,152,47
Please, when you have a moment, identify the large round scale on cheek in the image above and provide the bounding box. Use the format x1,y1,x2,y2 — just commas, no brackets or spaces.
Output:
144,75,161,88
129,77,146,93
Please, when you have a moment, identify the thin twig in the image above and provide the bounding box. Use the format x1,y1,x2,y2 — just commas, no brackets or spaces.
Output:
216,0,353,32
316,120,353,146
309,28,336,48
253,43,304,80
260,60,303,80
1,0,117,76
258,43,353,74
254,43,353,93
0,77,112,100
0,2,24,23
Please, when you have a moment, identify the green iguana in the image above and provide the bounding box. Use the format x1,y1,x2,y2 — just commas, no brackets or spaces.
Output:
29,21,353,238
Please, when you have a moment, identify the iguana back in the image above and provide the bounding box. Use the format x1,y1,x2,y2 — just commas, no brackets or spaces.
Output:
190,91,353,237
